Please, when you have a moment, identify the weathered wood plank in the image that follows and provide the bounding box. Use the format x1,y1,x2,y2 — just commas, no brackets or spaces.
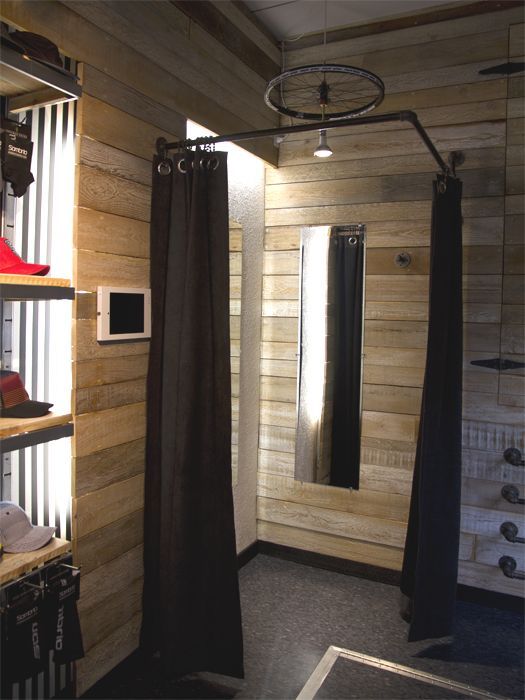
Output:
364,320,428,349
361,436,416,470
70,0,276,128
266,169,503,210
78,576,142,652
362,384,422,416
78,94,178,163
362,410,419,442
74,355,149,389
74,402,146,458
0,1,277,163
75,207,149,259
75,510,143,575
73,378,147,416
459,559,525,596
80,63,185,136
76,612,141,696
75,248,149,292
74,319,149,360
74,438,145,498
257,496,407,548
461,504,525,537
261,341,298,361
78,136,151,186
360,463,413,496
258,448,295,477
73,473,145,539
258,472,410,522
259,424,296,454
76,165,150,223
268,147,506,185
257,520,404,570
261,317,298,343
287,7,523,63
260,400,296,428
278,122,505,167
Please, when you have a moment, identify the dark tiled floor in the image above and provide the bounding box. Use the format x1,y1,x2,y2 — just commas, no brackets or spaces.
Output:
83,554,524,699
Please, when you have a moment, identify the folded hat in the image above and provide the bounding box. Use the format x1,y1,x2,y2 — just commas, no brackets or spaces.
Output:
0,237,50,275
0,370,53,418
0,26,65,72
0,501,56,553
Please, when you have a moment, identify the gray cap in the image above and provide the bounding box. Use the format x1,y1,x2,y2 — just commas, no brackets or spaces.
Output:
0,501,56,553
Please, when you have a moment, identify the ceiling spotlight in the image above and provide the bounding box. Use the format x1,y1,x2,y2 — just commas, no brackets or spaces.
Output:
314,129,332,158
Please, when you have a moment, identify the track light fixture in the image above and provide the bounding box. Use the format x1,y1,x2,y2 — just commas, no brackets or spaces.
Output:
314,129,333,158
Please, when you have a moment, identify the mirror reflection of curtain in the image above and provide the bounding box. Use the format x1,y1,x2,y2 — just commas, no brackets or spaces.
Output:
329,227,365,489
295,225,365,487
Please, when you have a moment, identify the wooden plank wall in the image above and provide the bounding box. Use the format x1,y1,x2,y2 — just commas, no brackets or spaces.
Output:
0,0,278,694
258,5,525,597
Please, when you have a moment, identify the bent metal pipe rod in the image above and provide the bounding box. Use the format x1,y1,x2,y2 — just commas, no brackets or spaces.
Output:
158,110,451,176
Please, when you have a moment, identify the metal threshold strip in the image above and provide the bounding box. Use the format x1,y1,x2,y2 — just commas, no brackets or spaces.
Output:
157,110,451,176
296,646,510,700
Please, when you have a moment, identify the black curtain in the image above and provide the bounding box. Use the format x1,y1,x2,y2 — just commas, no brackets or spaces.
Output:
141,150,244,678
329,231,365,489
400,176,463,642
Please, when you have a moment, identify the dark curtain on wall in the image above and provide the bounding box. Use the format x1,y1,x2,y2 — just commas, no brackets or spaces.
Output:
141,149,244,678
401,176,463,642
329,230,365,489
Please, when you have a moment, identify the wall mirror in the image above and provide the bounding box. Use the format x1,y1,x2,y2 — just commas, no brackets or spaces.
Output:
295,224,366,488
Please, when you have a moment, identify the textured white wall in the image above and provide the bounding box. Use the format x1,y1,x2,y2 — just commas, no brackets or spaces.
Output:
228,150,265,553
187,122,265,553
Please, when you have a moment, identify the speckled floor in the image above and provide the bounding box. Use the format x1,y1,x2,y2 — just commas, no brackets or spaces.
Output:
83,554,524,699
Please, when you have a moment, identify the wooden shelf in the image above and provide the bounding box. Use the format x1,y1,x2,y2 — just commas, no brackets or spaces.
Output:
0,411,72,439
0,45,81,112
0,412,74,452
0,275,74,300
0,537,71,586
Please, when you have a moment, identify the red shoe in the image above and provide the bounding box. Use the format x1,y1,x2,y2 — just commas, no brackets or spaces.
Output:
0,237,50,275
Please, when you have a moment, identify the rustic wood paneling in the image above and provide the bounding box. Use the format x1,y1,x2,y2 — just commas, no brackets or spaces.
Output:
258,7,523,599
75,510,144,575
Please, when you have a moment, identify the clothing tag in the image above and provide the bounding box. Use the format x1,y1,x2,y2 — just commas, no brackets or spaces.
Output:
1,118,35,197
4,590,47,682
45,570,84,664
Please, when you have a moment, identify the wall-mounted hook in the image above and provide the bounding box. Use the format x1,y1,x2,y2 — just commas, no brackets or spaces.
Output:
500,521,525,544
504,447,525,466
501,484,525,505
499,556,525,580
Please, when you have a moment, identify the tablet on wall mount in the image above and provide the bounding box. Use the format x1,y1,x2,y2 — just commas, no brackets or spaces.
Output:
97,286,151,342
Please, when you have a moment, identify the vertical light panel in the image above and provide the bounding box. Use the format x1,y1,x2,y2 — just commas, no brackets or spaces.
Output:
4,100,75,538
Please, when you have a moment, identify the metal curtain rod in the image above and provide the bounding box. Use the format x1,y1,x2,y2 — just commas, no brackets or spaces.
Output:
157,110,451,176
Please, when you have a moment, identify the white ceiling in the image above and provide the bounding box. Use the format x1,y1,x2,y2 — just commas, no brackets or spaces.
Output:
244,0,457,41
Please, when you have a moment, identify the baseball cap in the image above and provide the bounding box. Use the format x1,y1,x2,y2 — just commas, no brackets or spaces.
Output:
0,237,50,275
0,26,66,73
0,501,56,553
0,370,53,418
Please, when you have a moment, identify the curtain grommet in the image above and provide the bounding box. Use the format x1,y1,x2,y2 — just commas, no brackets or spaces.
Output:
157,160,172,175
177,159,188,174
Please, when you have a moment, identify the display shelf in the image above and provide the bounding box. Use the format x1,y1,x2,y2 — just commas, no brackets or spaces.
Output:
0,412,74,452
0,45,81,112
0,274,74,300
0,537,71,586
